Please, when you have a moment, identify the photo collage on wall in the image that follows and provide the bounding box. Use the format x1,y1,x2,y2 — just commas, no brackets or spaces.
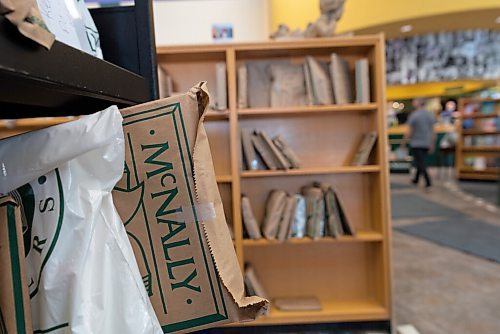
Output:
386,29,500,85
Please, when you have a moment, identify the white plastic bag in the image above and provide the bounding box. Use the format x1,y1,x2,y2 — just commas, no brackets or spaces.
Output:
0,108,161,333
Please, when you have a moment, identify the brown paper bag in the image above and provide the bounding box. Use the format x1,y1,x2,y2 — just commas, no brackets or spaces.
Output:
113,82,268,333
0,196,33,334
0,0,54,49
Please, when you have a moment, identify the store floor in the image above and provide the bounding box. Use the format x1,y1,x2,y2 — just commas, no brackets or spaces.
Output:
391,171,500,334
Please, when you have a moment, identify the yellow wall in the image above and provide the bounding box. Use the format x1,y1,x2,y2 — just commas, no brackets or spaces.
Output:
271,0,320,31
271,0,500,32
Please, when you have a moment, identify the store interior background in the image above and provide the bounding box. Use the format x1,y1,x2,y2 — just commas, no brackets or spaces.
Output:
151,1,500,333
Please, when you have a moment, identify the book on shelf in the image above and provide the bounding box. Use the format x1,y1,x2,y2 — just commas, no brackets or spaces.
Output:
274,296,322,311
306,56,334,105
302,185,325,240
244,265,269,301
241,195,262,239
251,132,278,170
355,58,370,104
157,65,173,98
351,132,378,166
303,62,314,106
290,194,307,238
330,187,355,236
237,64,248,109
277,195,297,242
330,53,353,105
322,184,341,237
258,130,291,170
214,62,227,110
262,190,287,239
473,157,487,171
270,63,307,107
241,128,259,170
272,135,302,169
479,101,496,115
247,60,288,108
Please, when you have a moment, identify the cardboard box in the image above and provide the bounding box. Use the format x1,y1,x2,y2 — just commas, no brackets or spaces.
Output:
0,196,33,334
113,83,267,333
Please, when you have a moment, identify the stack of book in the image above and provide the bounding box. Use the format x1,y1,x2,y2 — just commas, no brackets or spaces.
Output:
238,54,371,109
463,156,498,170
241,182,355,242
463,135,499,148
241,129,301,170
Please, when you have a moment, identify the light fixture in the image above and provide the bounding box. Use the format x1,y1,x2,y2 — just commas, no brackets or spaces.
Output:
399,103,405,109
392,102,400,109
400,24,413,33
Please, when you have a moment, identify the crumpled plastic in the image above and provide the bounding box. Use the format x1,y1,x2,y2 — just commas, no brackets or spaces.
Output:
0,107,162,333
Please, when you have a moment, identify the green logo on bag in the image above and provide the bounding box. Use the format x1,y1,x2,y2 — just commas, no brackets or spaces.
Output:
11,169,64,299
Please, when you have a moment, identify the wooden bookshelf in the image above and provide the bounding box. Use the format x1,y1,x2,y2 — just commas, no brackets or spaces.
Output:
456,98,500,181
157,35,391,328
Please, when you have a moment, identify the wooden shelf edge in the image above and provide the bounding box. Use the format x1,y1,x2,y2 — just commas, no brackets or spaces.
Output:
241,166,380,178
216,175,233,183
461,147,500,152
0,117,75,129
238,103,377,117
462,130,500,136
458,173,498,180
462,113,499,119
459,167,499,173
205,110,230,121
242,232,384,246
234,301,388,326
157,34,382,54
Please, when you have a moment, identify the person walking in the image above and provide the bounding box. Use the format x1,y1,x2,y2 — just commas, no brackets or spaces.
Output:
404,98,436,188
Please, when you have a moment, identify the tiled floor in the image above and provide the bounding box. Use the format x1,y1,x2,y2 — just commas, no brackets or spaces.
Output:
391,172,500,334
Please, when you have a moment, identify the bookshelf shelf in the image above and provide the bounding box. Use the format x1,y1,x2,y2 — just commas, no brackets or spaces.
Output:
216,175,233,183
456,172,498,180
462,129,500,136
459,167,498,174
462,147,500,152
157,35,391,329
241,166,381,178
206,110,230,121
242,232,384,247
462,113,499,119
245,300,388,326
456,98,500,181
237,103,377,118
